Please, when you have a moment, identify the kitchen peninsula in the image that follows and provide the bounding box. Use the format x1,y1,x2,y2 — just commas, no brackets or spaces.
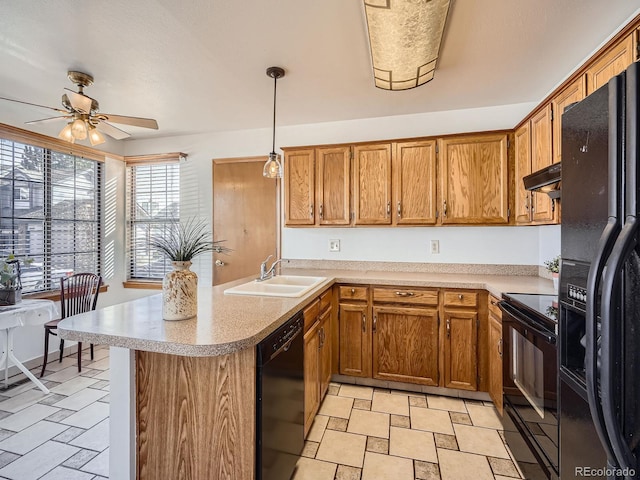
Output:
58,268,554,480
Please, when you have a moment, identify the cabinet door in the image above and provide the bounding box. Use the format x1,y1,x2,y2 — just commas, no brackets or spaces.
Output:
319,307,332,399
530,105,555,224
304,320,321,437
353,144,392,225
514,123,532,224
372,306,439,386
552,75,586,165
438,133,509,224
488,313,503,415
339,303,372,377
586,34,634,94
442,308,478,391
284,149,315,225
316,146,351,225
392,140,437,225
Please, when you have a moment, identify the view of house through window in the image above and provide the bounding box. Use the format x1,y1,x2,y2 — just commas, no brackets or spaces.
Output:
127,163,180,280
0,139,102,293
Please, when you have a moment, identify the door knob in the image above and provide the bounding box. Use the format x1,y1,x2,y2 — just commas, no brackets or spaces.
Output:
215,259,225,267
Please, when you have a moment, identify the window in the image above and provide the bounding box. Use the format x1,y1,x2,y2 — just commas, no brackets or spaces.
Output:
126,162,180,280
0,140,102,293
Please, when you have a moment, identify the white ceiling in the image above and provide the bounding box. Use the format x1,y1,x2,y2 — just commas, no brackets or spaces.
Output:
1,1,638,142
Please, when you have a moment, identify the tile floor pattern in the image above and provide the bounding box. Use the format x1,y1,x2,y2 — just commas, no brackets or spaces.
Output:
0,346,110,480
296,383,523,480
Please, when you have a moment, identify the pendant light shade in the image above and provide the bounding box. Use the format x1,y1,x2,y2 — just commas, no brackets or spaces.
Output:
263,66,285,179
58,123,75,143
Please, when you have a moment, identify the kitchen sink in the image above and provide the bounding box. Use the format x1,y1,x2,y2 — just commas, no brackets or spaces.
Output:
223,275,327,297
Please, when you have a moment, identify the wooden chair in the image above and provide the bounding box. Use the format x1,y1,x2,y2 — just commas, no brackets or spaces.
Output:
40,273,102,377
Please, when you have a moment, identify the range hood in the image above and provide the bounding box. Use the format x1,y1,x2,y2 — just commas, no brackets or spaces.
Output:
523,162,561,199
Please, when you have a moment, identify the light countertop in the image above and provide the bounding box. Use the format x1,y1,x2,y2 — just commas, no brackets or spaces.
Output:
58,268,555,357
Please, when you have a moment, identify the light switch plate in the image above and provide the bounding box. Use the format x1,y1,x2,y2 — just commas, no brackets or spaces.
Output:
430,240,440,254
329,239,341,252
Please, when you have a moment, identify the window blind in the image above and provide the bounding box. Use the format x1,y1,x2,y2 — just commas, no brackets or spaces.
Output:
0,139,102,293
126,163,180,280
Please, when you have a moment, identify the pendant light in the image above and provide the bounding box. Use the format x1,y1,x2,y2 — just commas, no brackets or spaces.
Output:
263,66,285,178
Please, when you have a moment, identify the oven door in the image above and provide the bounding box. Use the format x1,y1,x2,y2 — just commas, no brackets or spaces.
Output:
500,301,559,477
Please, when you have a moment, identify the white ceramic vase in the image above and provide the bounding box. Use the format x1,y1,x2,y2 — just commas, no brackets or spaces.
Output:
163,261,198,320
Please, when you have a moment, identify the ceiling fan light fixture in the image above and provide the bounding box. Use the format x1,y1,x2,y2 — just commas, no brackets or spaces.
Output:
70,118,88,140
88,125,106,146
263,66,285,179
58,123,75,143
363,0,451,91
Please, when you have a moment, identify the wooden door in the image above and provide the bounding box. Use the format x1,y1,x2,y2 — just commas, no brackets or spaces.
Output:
353,144,392,225
392,140,437,225
338,303,371,377
586,34,634,94
372,306,439,386
284,149,315,225
316,146,350,225
530,105,555,224
552,75,586,165
488,313,503,414
304,320,321,437
319,307,332,399
438,133,509,224
442,308,478,391
514,123,532,224
212,158,278,286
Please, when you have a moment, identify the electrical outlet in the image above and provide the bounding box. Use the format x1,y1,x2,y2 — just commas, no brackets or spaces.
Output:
329,239,341,252
430,240,440,254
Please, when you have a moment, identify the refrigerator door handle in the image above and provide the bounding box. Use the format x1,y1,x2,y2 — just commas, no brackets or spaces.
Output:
585,218,620,464
600,217,639,475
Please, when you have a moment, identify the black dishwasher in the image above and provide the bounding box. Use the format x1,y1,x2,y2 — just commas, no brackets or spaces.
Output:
256,311,304,480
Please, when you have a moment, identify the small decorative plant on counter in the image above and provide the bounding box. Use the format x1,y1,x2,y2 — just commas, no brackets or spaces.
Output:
150,219,231,321
0,254,32,306
544,255,560,291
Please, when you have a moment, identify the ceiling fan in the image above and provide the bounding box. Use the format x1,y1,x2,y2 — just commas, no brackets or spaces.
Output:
0,70,158,146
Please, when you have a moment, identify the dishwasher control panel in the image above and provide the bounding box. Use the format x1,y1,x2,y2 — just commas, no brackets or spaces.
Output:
258,311,304,363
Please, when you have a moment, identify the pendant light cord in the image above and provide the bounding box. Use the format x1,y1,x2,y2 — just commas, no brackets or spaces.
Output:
271,74,277,155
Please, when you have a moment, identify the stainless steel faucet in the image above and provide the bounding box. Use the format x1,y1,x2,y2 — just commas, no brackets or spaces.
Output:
258,255,282,281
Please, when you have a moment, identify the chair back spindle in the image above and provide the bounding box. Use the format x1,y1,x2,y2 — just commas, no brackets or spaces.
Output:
60,273,102,319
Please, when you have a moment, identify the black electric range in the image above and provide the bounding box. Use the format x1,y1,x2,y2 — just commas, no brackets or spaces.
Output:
502,292,558,333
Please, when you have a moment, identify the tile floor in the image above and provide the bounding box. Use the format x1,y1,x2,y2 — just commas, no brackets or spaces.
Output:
296,383,523,480
0,347,522,480
0,346,110,480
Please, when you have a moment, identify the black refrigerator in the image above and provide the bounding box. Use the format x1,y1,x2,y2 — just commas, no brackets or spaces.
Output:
560,61,640,479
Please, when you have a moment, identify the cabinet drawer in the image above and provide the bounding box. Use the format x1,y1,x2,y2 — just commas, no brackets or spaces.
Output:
304,299,320,332
488,295,502,318
443,291,478,307
372,287,438,306
339,285,369,301
319,288,332,313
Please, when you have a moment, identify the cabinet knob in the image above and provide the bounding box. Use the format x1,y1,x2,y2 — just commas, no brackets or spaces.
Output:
397,202,402,218
458,294,463,300
373,315,377,332
446,318,451,338
498,338,503,357
362,314,366,332
351,288,355,294
386,201,391,217
443,200,447,216
319,204,324,219
215,259,225,267
310,204,314,219
395,291,415,297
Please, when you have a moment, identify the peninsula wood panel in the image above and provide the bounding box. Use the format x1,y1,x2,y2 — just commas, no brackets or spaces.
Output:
438,133,509,224
392,140,437,225
551,75,586,165
339,303,371,377
514,123,532,224
530,105,555,224
372,306,439,386
353,143,392,225
284,149,315,225
304,320,321,436
442,308,478,391
586,33,634,94
136,349,255,480
316,146,351,225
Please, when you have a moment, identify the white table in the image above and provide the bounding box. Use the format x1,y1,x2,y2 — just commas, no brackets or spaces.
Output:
0,299,59,394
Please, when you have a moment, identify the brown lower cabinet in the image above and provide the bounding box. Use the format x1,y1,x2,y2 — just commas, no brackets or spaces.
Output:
442,308,478,391
338,301,371,378
488,295,503,414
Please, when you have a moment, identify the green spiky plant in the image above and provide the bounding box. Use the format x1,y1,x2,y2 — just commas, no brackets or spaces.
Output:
544,255,560,274
149,218,231,262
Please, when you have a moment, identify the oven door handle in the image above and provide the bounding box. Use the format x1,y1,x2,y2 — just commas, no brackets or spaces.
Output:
498,301,556,344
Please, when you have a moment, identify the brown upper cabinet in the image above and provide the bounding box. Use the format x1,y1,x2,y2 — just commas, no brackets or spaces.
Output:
586,33,634,95
514,123,532,225
316,146,351,225
551,76,586,165
392,140,437,225
530,105,556,224
284,149,315,225
352,143,392,225
438,133,510,224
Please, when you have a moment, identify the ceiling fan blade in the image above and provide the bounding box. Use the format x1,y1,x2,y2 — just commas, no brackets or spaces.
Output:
0,96,68,114
96,120,130,140
63,88,93,113
25,115,72,125
97,113,158,130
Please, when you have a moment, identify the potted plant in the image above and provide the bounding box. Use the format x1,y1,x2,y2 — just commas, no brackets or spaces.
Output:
0,254,31,306
150,219,230,320
544,255,560,291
